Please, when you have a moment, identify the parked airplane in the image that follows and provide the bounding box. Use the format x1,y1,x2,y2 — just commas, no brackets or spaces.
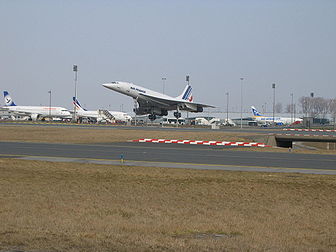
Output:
102,81,214,120
251,106,302,125
73,97,132,122
2,91,71,121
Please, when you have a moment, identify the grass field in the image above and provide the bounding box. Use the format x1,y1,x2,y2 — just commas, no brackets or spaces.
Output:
0,125,251,144
0,159,335,251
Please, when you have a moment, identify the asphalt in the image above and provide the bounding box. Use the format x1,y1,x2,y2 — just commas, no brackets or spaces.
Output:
1,141,336,174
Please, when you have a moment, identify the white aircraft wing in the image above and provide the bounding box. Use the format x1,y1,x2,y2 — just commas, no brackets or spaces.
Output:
138,93,214,108
137,93,177,107
183,100,215,108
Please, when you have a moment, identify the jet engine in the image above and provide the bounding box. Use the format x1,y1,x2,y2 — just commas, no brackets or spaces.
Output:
134,107,168,116
31,114,39,121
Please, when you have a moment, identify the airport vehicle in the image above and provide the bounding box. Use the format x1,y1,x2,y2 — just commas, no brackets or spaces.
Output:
102,81,214,120
251,106,302,126
2,91,71,121
73,97,132,123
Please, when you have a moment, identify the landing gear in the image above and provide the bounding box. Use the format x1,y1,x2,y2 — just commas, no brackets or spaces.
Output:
174,106,181,127
173,112,181,119
148,114,157,121
133,97,138,126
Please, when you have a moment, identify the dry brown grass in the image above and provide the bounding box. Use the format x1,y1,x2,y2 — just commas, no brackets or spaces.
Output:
230,145,336,155
0,159,335,251
303,141,336,151
0,125,251,144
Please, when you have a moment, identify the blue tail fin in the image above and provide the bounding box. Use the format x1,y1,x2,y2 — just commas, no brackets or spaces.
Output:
72,97,87,111
4,91,16,106
177,85,193,102
251,106,263,116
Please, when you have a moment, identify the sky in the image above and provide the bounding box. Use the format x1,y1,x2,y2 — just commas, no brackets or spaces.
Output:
1,0,335,116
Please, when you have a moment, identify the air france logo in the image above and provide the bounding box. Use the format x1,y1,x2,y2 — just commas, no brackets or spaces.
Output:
131,87,146,93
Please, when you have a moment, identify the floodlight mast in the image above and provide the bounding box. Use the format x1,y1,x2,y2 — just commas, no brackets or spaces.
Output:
240,77,244,129
48,90,52,119
290,93,294,124
73,64,78,122
162,77,166,94
226,92,229,124
186,75,190,125
272,83,276,125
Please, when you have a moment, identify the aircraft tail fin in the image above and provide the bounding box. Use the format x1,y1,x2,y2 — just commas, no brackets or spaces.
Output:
177,84,193,102
72,97,87,111
3,91,16,106
251,106,263,116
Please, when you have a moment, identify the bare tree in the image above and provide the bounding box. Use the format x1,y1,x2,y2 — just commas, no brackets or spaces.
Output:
329,98,336,128
275,102,282,113
285,103,295,114
315,97,329,119
300,96,335,124
285,104,291,113
299,96,311,116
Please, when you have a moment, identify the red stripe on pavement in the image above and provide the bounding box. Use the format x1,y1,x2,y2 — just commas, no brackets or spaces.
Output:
132,139,271,147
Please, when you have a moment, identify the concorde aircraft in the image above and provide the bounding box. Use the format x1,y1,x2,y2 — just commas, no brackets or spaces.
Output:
2,91,71,121
102,81,214,120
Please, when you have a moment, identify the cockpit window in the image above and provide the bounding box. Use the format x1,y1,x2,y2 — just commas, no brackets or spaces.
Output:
111,81,118,84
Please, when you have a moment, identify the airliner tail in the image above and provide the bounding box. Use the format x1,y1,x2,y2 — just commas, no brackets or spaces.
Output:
251,106,263,116
72,97,86,111
177,84,193,102
3,91,16,106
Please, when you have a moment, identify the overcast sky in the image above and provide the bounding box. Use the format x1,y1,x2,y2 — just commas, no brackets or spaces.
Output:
1,0,335,115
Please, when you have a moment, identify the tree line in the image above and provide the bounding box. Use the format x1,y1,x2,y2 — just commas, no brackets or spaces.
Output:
274,96,336,123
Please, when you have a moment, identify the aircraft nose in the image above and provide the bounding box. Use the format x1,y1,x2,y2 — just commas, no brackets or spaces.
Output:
103,81,120,89
102,83,111,88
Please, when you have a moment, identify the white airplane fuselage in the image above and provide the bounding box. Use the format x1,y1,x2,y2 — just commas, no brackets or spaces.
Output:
251,106,302,125
6,106,71,120
76,110,132,122
254,116,303,125
2,91,71,121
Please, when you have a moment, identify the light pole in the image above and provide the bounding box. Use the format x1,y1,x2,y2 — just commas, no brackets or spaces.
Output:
290,93,294,124
48,90,52,119
272,83,276,125
226,92,229,124
186,75,190,124
310,92,314,117
240,77,244,129
73,64,78,123
162,77,166,94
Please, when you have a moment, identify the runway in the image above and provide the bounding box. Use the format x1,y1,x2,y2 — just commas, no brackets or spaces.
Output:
1,141,336,175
